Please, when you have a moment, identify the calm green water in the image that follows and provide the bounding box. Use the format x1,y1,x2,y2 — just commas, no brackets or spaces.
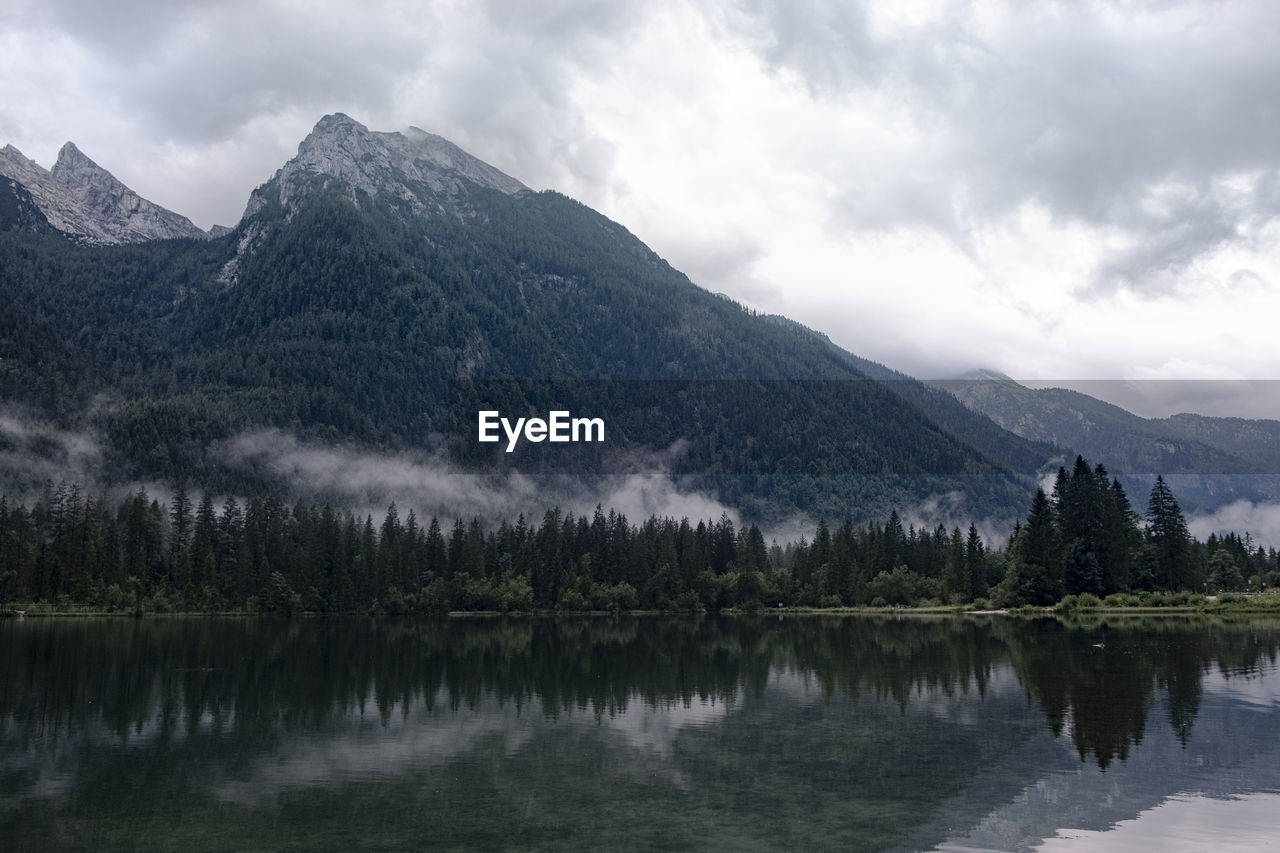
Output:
3,615,1280,852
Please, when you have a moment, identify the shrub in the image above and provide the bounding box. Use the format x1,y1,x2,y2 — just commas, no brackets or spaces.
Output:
420,579,452,613
605,582,638,614
673,590,704,613
867,566,924,606
497,576,534,612
557,588,589,613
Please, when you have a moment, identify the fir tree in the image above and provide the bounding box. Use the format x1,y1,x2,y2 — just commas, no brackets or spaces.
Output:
1145,475,1194,591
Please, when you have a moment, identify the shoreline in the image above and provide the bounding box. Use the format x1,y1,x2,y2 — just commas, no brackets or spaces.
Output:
6,601,1280,618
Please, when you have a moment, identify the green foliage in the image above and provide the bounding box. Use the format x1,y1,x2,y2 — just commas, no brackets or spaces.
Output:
261,571,302,615
867,566,926,606
1056,592,1102,613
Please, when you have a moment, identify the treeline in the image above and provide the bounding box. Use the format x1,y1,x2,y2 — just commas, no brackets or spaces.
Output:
1,458,1277,613
995,457,1278,605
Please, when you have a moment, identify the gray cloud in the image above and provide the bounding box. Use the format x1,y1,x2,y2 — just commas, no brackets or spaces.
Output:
726,0,882,92
23,1,422,142
728,0,1280,294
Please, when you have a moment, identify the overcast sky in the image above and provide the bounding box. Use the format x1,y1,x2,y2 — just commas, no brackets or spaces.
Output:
3,0,1279,416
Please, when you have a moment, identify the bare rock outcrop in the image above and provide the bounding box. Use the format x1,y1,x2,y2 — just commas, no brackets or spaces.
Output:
0,142,207,244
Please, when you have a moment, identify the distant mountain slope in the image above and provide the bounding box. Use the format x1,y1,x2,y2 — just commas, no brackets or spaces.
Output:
1,116,1056,521
934,372,1280,509
934,373,1263,473
1156,413,1280,474
762,318,1063,476
0,142,212,243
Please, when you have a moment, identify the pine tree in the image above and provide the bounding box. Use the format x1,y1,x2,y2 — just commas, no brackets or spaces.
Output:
1001,488,1061,605
191,492,217,593
169,487,192,589
1145,476,1195,591
965,523,985,601
942,526,969,602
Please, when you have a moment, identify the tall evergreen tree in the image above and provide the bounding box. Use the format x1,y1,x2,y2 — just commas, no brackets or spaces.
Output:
965,523,985,601
169,487,192,589
1145,475,1195,591
1000,488,1062,605
942,526,969,602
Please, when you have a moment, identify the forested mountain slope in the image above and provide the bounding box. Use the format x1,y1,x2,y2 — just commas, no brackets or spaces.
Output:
1,115,1062,522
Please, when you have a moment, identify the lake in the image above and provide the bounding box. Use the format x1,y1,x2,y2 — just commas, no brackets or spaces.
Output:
2,615,1279,851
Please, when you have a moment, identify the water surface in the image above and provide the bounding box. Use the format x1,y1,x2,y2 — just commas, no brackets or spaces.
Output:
2,615,1278,851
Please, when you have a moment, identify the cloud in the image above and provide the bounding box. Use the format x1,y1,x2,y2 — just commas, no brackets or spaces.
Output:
0,410,104,497
0,408,182,510
218,429,740,526
1188,500,1280,550
899,489,1013,547
727,0,1280,292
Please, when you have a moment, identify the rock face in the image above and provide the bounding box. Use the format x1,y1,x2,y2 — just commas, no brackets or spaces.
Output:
0,142,207,244
0,178,56,234
241,113,527,221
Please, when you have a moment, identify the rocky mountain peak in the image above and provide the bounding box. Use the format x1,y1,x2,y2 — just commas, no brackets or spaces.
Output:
0,140,208,244
242,114,527,221
53,140,93,169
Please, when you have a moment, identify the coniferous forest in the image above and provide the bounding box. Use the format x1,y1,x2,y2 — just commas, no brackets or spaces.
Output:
3,457,1276,615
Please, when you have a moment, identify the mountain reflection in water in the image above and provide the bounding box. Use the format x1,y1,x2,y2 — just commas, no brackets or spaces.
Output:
2,615,1278,852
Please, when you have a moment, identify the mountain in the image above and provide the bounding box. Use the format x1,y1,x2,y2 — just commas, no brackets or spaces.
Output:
1155,412,1280,474
0,115,1070,522
0,141,212,243
246,114,526,218
761,319,1064,476
934,372,1280,509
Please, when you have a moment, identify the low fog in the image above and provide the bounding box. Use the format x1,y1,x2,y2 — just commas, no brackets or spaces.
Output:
219,429,742,528
8,414,1277,550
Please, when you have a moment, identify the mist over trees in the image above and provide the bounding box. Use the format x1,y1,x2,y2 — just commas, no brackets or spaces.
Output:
2,457,1276,613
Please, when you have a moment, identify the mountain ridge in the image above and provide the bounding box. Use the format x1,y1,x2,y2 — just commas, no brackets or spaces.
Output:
933,374,1280,510
0,140,216,244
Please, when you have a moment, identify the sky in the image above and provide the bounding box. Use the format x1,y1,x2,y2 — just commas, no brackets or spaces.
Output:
3,0,1280,416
